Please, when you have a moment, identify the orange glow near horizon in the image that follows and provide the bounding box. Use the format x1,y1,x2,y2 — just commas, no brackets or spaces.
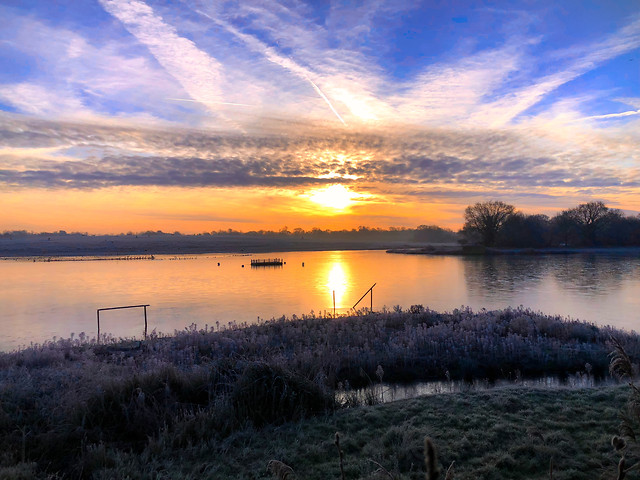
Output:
1,183,467,234
3,181,640,235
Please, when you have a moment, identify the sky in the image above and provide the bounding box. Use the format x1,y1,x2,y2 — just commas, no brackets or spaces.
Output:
0,0,639,234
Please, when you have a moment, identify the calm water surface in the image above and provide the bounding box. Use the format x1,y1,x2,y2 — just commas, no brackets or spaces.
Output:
1,250,639,350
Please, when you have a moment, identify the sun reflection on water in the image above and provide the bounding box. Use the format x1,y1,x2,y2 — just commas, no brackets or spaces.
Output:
326,262,348,311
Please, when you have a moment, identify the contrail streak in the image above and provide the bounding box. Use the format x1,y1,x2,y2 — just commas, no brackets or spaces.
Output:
305,76,346,125
188,4,347,126
582,109,640,120
167,97,253,107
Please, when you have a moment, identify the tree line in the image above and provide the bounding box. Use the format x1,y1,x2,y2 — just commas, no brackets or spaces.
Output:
1,225,459,244
462,200,640,248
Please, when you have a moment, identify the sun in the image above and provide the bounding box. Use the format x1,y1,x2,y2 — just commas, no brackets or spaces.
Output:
309,184,356,210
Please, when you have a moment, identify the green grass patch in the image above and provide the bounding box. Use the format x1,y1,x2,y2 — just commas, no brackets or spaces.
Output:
86,385,625,479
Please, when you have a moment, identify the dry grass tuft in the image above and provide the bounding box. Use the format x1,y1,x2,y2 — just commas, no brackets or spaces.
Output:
609,339,640,479
444,460,455,479
612,436,627,452
424,437,441,480
266,459,296,479
610,336,635,380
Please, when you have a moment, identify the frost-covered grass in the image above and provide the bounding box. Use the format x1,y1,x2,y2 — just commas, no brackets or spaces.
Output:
133,385,624,480
0,306,637,478
151,305,638,386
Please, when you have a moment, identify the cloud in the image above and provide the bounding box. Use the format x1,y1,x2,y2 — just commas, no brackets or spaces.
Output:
195,10,347,125
0,12,192,122
0,83,90,117
393,44,524,126
1,115,638,197
98,0,225,115
472,15,640,126
617,98,640,109
2,1,638,132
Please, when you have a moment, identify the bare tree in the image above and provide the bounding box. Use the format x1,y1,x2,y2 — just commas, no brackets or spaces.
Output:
463,201,516,246
563,201,617,246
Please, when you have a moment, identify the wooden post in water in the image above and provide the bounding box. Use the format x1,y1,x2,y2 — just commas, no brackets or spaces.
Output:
352,283,376,313
333,290,336,317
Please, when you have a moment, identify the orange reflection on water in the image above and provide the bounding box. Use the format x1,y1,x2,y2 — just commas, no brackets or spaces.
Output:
322,253,353,314
326,263,347,309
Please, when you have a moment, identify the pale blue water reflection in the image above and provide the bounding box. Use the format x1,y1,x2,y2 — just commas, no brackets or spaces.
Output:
1,250,639,350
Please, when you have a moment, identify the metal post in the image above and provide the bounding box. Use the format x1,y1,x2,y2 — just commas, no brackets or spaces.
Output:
96,304,150,344
370,289,373,312
333,290,336,317
352,283,377,311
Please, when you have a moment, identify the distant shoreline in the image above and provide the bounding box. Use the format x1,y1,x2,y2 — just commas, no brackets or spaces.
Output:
3,240,640,260
3,232,640,259
0,236,427,259
387,245,640,256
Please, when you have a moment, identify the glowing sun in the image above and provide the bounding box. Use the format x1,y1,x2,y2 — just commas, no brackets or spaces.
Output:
309,184,357,210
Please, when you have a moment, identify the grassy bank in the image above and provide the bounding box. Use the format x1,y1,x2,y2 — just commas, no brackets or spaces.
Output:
111,385,627,479
2,386,627,479
0,307,638,478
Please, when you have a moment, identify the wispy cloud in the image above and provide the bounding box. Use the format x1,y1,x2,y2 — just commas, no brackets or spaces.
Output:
2,1,637,130
471,16,640,126
190,7,348,125
98,0,225,116
0,83,90,117
0,12,188,122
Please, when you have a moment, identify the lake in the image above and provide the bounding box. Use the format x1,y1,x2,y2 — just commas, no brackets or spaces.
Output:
1,250,639,351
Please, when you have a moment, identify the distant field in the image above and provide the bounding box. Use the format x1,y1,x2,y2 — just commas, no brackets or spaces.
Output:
0,232,445,257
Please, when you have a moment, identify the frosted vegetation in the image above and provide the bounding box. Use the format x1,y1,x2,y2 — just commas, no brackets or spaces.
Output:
1,307,638,478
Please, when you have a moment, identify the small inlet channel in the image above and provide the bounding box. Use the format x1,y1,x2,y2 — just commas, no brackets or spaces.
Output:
336,374,612,405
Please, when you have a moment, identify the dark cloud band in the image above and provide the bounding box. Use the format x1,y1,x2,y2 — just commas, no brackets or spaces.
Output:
0,116,637,191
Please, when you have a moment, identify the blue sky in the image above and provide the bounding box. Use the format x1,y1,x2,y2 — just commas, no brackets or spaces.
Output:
0,0,639,233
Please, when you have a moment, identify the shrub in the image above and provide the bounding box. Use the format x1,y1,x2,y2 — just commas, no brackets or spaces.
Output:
230,362,334,427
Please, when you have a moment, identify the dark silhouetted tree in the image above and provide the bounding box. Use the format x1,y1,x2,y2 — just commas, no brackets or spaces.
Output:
600,211,639,246
551,211,581,246
498,213,550,248
463,201,516,246
562,201,618,246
